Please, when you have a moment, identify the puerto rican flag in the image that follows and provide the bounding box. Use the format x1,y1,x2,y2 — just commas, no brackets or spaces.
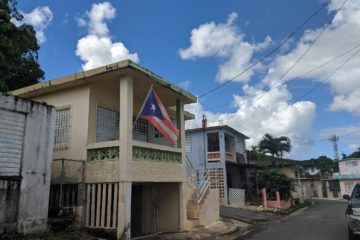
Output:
138,88,179,144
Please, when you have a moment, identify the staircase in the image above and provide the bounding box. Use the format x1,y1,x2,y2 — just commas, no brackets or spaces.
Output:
185,156,211,224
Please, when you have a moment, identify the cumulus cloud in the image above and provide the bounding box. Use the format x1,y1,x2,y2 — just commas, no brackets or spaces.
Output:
186,85,316,158
262,0,360,115
179,12,271,83
12,6,53,44
75,2,139,70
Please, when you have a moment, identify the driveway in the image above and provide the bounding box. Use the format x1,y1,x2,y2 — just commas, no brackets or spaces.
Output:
236,199,348,240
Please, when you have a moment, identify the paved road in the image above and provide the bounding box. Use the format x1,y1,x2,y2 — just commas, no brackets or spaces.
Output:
237,200,348,240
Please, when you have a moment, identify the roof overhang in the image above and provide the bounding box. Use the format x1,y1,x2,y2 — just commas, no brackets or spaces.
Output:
11,60,197,104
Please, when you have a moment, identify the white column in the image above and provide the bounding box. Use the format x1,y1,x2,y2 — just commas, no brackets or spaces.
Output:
176,99,187,230
117,75,133,239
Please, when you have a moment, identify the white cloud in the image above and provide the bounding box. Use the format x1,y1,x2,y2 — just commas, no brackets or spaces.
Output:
179,12,271,83
262,0,360,115
75,2,139,70
186,85,316,158
76,35,139,71
178,80,191,89
12,6,53,44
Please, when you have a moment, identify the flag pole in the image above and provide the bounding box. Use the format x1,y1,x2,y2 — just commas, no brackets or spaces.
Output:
133,85,153,129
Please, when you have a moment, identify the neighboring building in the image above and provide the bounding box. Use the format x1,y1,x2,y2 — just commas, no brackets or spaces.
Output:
334,158,360,196
12,60,219,239
300,177,341,199
0,93,55,235
185,120,249,204
304,167,320,176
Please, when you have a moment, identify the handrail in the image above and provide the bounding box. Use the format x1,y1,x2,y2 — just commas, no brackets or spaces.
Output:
185,155,211,205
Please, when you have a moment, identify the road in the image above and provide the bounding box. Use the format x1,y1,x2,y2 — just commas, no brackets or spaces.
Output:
237,200,348,240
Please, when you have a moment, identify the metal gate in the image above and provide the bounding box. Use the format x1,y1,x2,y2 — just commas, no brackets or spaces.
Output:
0,109,25,177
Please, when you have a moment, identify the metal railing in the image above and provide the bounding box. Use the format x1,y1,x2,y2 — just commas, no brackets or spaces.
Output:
197,171,210,204
185,156,211,205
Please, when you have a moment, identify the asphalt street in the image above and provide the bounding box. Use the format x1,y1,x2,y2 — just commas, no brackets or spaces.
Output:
237,200,349,240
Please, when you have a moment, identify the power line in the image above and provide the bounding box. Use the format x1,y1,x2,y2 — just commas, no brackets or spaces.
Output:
206,42,360,111
203,0,348,124
294,46,360,102
198,1,329,98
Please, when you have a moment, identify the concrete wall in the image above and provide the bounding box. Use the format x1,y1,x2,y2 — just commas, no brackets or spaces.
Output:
339,159,360,175
0,93,55,235
199,189,220,226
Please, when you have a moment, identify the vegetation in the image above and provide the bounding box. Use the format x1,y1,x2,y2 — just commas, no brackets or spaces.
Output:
0,0,44,92
258,133,292,159
256,170,294,200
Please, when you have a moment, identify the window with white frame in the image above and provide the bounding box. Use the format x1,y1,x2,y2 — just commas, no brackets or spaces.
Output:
345,182,354,193
96,105,119,142
54,107,70,149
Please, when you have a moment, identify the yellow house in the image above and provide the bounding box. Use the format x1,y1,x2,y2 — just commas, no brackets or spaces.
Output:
12,60,219,239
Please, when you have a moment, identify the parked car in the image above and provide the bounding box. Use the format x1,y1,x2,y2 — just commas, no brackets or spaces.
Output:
344,183,360,240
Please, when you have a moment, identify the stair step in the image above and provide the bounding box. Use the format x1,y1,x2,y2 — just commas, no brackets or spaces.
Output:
187,210,200,219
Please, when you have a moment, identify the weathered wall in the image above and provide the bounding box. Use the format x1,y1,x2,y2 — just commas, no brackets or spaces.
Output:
339,159,360,175
199,189,220,226
132,161,184,182
0,93,55,235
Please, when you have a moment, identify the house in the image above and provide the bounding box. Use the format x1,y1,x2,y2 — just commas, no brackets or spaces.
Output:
0,93,55,235
185,118,249,205
12,60,219,239
334,158,360,196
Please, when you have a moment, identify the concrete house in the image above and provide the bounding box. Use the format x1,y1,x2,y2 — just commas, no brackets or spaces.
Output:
334,158,360,196
0,93,55,235
185,119,249,205
12,60,219,239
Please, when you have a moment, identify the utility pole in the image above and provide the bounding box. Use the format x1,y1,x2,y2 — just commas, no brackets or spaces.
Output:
329,134,339,161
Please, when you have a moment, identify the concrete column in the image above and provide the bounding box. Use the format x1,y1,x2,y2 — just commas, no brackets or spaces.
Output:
176,99,187,231
117,75,133,240
262,188,268,208
276,191,281,208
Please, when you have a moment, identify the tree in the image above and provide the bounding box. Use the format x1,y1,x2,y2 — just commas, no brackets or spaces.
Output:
258,134,292,159
0,0,44,92
256,170,294,200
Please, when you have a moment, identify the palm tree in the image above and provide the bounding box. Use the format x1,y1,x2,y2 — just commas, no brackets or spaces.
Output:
258,134,292,166
277,136,291,158
258,134,278,157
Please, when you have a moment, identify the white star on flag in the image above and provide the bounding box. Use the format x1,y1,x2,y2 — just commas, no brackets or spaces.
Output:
151,103,156,112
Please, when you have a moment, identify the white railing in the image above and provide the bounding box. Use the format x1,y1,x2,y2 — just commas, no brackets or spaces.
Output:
185,155,211,205
197,171,210,204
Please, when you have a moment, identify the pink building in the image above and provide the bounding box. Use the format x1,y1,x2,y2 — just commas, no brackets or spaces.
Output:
334,158,360,196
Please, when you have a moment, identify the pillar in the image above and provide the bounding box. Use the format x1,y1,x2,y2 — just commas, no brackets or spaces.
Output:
176,99,187,230
262,188,268,209
117,75,133,239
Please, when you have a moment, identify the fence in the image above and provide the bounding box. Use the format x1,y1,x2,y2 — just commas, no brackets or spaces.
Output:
85,183,119,229
228,188,245,207
48,159,84,216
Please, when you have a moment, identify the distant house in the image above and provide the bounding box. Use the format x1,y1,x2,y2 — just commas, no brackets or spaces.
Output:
304,167,320,176
185,119,249,204
334,158,360,196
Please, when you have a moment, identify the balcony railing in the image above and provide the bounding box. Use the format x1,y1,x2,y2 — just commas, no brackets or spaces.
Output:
86,140,120,162
207,152,220,162
132,140,182,164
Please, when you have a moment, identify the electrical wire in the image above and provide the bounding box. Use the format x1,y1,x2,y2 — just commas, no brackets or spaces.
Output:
198,1,329,98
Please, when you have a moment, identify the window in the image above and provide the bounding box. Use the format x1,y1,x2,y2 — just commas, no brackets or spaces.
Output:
133,117,148,141
207,132,219,152
225,134,234,153
96,105,119,142
54,107,70,149
346,182,355,194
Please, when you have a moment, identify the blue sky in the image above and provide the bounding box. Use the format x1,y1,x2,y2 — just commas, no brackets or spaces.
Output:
16,0,360,160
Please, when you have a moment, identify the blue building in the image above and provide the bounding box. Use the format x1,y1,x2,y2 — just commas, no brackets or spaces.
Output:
185,120,249,204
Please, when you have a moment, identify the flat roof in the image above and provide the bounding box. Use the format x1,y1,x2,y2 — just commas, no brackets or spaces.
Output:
338,158,360,162
186,125,250,139
11,59,197,104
